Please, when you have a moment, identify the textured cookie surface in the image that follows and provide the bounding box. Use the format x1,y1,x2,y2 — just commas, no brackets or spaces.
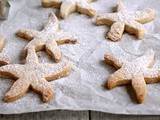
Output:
104,49,160,103
96,0,156,41
17,12,77,63
0,50,72,103
41,0,96,19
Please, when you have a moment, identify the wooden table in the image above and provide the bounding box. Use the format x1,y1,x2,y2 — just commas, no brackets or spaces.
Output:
0,110,160,120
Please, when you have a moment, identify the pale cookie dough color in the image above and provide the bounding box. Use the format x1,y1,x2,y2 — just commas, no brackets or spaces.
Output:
104,49,160,103
0,35,5,52
41,0,96,19
16,12,77,63
0,35,11,65
0,53,11,66
96,0,156,41
0,48,72,103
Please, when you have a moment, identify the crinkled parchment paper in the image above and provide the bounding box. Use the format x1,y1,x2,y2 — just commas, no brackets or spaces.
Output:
0,0,160,115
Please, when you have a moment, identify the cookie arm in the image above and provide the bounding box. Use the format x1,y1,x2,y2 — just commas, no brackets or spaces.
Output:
77,2,96,17
96,14,116,26
0,64,22,79
104,53,126,69
16,29,39,41
56,31,78,45
133,8,156,24
41,0,62,8
30,78,54,102
60,1,76,19
43,13,59,33
86,0,96,2
106,68,131,89
125,20,145,39
116,0,126,12
25,47,39,64
0,53,11,65
23,38,45,64
143,68,160,83
107,21,125,41
0,36,5,52
44,61,72,80
4,79,30,102
46,39,62,62
131,75,146,104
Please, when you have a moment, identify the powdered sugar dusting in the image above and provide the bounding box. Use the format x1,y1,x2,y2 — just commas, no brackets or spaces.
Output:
105,49,159,79
0,60,72,102
42,0,96,18
0,0,160,114
96,0,156,40
105,49,160,103
17,13,77,63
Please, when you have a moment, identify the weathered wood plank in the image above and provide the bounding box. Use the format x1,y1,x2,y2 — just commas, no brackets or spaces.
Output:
2,110,160,120
0,110,89,120
90,111,160,120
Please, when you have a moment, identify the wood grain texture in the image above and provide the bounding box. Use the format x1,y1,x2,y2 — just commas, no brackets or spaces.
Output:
90,111,160,120
0,110,89,120
1,110,160,120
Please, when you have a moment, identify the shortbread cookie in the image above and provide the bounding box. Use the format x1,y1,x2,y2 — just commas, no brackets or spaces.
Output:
41,0,96,19
0,48,72,103
96,0,156,41
16,13,77,63
104,49,160,103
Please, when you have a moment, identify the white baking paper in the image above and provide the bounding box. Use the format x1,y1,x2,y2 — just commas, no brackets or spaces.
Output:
0,0,160,115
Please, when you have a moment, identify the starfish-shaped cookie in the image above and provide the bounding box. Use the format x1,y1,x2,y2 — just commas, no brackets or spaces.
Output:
104,49,160,103
16,13,77,63
96,0,156,41
0,48,72,102
41,0,96,19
